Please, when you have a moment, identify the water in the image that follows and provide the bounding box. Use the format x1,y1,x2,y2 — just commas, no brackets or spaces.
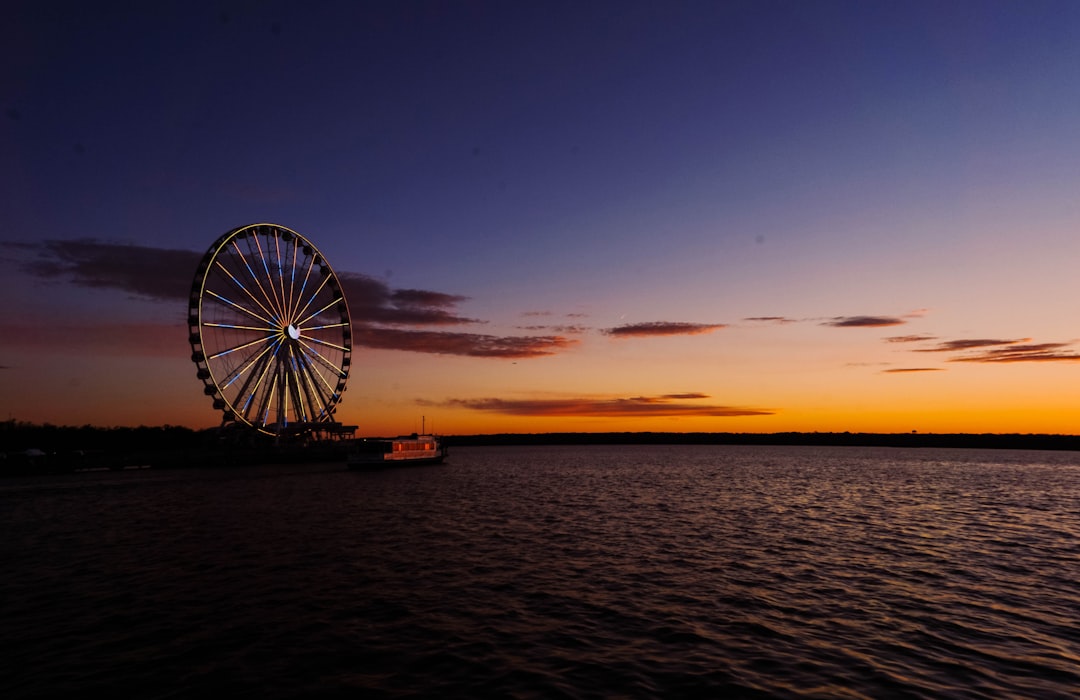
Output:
3,445,1079,698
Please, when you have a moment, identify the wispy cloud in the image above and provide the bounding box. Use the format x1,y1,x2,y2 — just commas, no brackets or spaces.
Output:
882,367,944,374
885,334,937,343
823,315,906,328
515,324,590,334
603,321,726,338
914,338,1026,352
898,336,1080,363
353,326,577,358
948,342,1080,363
743,316,798,324
436,393,775,417
748,311,925,328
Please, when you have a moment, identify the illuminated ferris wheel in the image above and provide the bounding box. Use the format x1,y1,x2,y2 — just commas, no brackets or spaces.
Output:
188,223,352,436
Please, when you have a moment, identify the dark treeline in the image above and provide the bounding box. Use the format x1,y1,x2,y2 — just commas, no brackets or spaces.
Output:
0,420,344,474
447,431,1080,451
1,420,209,454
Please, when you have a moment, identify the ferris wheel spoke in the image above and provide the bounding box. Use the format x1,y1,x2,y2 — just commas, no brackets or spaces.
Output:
285,235,300,324
295,349,334,418
281,360,293,426
288,345,323,422
289,367,308,423
212,260,280,325
204,322,277,333
297,345,345,405
297,295,345,328
250,232,279,315
231,239,284,324
288,252,318,323
303,321,349,331
232,340,282,418
264,234,290,324
292,273,333,328
302,334,351,353
259,370,280,428
297,338,347,379
207,331,278,361
217,337,281,389
204,289,276,327
274,232,287,322
249,347,284,426
224,354,278,424
267,228,291,325
280,344,302,423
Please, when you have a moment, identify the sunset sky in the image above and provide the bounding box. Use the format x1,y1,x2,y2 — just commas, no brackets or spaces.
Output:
4,1,1080,436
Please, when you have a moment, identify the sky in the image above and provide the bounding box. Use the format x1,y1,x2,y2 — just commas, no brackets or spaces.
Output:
3,0,1080,436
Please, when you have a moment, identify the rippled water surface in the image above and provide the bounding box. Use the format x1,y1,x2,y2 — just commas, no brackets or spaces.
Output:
3,445,1080,698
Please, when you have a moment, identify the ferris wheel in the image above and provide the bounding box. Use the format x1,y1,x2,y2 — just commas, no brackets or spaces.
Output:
188,223,352,436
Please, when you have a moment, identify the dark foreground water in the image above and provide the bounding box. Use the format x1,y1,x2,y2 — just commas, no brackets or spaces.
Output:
3,445,1079,698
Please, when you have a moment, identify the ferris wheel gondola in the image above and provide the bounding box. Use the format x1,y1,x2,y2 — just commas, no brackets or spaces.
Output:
188,223,352,436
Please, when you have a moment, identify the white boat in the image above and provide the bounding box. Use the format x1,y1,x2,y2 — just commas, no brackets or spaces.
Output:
347,433,447,469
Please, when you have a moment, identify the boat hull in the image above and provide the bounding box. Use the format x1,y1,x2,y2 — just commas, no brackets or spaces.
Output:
347,453,446,470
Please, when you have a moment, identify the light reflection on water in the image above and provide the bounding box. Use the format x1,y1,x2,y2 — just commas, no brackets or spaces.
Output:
3,445,1079,698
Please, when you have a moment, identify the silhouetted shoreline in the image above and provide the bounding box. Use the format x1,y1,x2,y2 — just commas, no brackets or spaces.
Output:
3,420,1080,475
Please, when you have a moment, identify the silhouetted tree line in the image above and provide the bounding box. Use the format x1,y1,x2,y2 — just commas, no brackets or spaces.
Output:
446,431,1080,451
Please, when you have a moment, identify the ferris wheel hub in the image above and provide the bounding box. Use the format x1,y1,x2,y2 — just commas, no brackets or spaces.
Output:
286,324,301,340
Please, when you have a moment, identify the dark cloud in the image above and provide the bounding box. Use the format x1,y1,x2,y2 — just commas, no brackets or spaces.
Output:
882,367,944,373
438,394,775,417
391,288,466,309
338,273,476,325
914,338,1026,352
5,238,477,326
9,238,201,302
823,316,906,328
603,322,725,338
948,342,1080,363
353,326,576,358
885,334,937,343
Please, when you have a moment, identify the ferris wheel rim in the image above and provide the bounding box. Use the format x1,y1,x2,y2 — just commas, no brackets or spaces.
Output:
188,223,352,436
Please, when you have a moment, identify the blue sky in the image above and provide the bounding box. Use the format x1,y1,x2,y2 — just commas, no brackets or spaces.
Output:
4,1,1080,433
